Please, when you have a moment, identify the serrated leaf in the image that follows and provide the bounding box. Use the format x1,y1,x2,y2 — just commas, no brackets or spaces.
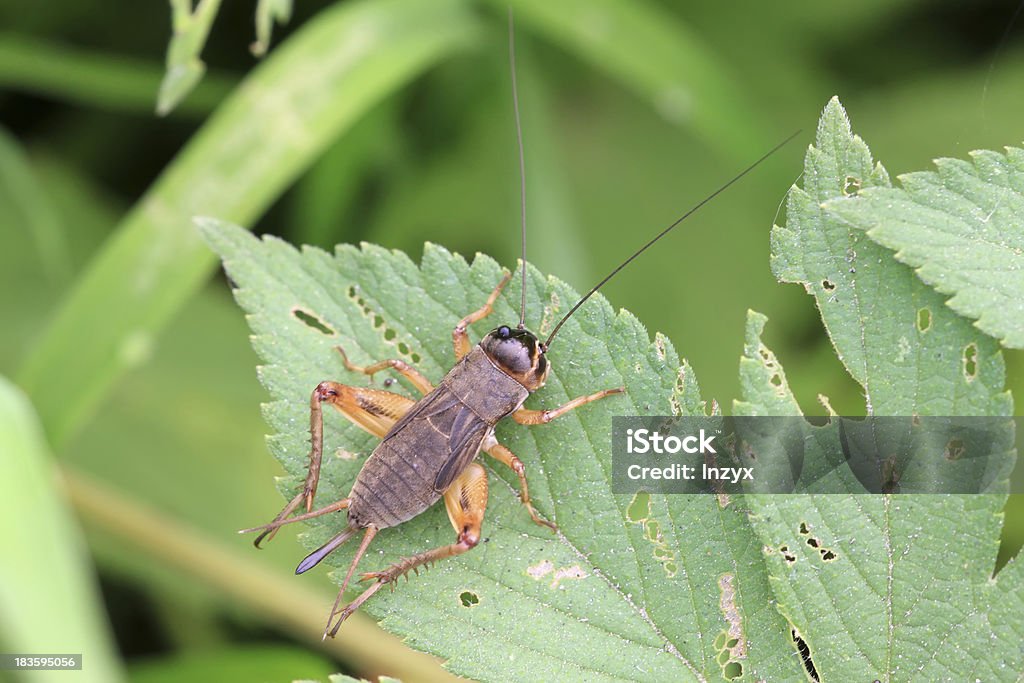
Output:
754,98,1022,681
771,96,1012,416
825,146,1024,349
733,311,1015,495
201,218,808,682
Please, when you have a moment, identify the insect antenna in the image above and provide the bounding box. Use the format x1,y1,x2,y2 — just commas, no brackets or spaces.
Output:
509,8,528,329
543,129,802,349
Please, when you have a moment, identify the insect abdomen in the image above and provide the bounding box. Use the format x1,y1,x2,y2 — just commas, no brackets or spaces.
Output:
347,435,449,528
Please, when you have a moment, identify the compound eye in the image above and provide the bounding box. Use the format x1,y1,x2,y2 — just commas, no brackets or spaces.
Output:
497,325,511,338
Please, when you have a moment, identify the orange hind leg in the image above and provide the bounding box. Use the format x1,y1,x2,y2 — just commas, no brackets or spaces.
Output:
323,462,489,638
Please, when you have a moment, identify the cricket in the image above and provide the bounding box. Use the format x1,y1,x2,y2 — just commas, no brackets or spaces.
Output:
241,15,797,639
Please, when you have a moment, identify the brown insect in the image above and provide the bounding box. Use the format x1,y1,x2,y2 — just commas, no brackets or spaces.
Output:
240,18,798,638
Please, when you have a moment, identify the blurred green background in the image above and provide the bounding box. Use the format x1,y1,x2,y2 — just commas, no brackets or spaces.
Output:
1,0,1022,681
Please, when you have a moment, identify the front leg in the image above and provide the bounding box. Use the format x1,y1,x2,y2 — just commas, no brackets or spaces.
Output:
453,271,512,360
512,387,624,425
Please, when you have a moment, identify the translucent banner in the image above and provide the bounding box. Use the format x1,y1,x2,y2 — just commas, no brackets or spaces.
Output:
611,416,1020,494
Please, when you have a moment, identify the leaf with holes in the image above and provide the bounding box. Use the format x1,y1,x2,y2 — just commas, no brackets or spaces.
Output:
739,311,1023,681
772,97,1012,416
753,97,1022,681
824,143,1024,349
201,218,809,682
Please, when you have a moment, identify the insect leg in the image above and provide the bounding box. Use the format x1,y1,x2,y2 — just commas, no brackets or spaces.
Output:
246,383,415,547
322,526,379,639
325,463,489,637
453,271,512,359
512,387,625,425
241,498,350,546
335,345,433,396
483,440,556,531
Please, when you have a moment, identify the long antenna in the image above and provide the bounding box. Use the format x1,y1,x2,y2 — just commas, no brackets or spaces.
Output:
509,8,528,329
544,129,802,348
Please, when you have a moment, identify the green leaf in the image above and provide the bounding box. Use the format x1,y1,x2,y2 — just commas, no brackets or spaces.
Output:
157,0,224,116
18,0,479,446
0,377,125,683
824,147,1024,349
738,319,1021,679
252,0,293,57
752,97,1022,681
201,218,807,682
0,125,70,287
771,96,1012,416
734,311,1015,495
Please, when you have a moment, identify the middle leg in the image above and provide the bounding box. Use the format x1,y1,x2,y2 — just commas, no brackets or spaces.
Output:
336,345,433,396
483,440,556,531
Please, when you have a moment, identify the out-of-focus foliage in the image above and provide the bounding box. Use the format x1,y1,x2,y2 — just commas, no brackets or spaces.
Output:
1,0,1023,680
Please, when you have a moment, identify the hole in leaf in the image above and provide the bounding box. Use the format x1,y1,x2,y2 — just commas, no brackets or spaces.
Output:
945,437,966,461
372,314,384,329
384,328,396,341
780,545,796,564
842,175,862,196
792,629,820,682
626,492,651,523
717,650,730,665
917,307,932,333
726,638,739,649
411,353,421,363
291,308,335,336
798,522,810,535
723,661,743,679
806,537,820,548
820,549,837,561
714,632,727,650
963,343,978,381
770,373,783,387
459,591,479,607
821,279,836,292
398,342,409,355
